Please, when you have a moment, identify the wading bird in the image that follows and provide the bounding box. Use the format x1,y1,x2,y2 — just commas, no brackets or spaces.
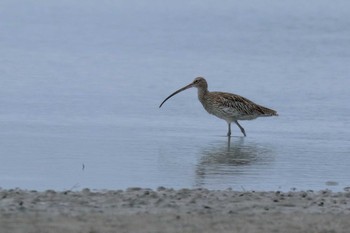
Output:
159,77,278,137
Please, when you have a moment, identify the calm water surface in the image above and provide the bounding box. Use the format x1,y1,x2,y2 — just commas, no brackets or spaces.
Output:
0,0,349,191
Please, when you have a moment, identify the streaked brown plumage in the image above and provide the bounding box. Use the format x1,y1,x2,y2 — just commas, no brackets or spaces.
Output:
159,77,278,137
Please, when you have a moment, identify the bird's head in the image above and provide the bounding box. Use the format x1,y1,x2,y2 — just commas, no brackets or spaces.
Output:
191,77,208,89
159,77,208,108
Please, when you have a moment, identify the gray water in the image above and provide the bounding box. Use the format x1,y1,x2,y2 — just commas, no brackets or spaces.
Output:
1,0,349,191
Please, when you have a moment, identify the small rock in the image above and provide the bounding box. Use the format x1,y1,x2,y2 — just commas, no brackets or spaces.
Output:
45,190,56,194
126,187,142,192
321,190,331,195
144,190,150,195
157,186,166,191
300,192,307,198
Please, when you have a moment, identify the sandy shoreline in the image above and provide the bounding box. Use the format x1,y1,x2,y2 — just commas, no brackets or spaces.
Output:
1,187,350,233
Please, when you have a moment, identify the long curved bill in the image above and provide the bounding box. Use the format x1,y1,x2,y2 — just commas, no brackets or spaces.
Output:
159,83,194,108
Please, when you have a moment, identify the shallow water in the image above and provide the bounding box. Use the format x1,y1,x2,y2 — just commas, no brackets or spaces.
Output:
0,0,350,191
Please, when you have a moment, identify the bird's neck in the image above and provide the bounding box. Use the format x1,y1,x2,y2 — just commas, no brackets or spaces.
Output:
197,87,208,102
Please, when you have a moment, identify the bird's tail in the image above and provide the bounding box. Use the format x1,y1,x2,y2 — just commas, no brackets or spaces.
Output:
258,105,278,116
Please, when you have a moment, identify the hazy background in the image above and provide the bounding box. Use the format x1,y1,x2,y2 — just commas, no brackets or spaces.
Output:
0,0,349,191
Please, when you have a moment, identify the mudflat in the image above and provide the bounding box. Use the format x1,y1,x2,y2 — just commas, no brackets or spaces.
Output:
1,187,350,233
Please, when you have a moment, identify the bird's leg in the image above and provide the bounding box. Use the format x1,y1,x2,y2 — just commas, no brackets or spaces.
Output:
227,136,231,151
227,123,231,137
234,120,246,137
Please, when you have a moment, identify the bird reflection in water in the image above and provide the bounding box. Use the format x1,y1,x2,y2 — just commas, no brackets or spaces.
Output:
195,137,275,187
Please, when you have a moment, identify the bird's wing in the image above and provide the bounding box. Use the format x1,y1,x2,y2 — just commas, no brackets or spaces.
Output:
212,92,267,116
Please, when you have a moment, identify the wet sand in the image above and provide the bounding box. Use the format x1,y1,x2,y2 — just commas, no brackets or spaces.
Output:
1,187,350,233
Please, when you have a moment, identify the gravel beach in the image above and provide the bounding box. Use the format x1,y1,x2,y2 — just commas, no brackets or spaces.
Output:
1,187,350,233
